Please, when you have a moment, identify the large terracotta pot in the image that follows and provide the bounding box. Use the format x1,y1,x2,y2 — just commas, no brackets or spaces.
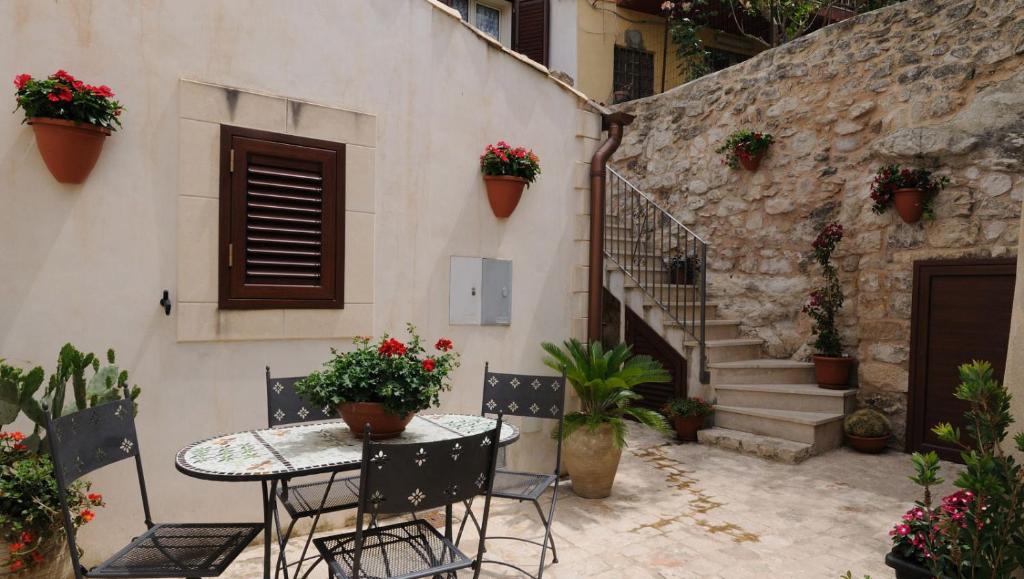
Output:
812,355,855,390
0,534,72,578
562,423,622,499
892,187,926,224
736,147,764,171
846,433,890,454
338,402,414,440
483,175,527,218
29,117,110,184
672,415,706,442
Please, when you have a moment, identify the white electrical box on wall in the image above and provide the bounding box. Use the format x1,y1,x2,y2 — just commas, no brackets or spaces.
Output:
449,256,512,326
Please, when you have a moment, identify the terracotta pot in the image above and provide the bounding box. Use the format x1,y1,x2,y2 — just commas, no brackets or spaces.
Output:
812,355,855,390
885,551,934,579
29,117,110,184
736,148,764,171
0,534,72,578
483,175,527,218
672,415,706,442
338,402,414,440
563,424,622,499
892,187,926,224
846,433,890,453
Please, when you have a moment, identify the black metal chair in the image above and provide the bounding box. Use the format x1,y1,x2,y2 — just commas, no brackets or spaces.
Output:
457,364,566,579
45,388,262,579
266,367,361,579
313,417,503,579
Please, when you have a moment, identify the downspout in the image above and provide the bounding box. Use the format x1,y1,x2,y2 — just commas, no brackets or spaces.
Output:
587,110,635,342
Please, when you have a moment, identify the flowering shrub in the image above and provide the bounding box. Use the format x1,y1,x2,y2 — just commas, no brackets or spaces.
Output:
802,222,845,357
870,164,949,220
715,130,774,169
888,361,1024,577
663,397,714,418
661,1,712,82
295,325,460,416
480,141,541,185
13,70,123,130
1,431,104,574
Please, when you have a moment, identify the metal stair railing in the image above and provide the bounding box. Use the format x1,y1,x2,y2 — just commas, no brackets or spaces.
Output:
604,166,710,384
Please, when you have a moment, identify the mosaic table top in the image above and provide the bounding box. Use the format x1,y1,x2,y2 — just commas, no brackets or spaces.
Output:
175,414,519,481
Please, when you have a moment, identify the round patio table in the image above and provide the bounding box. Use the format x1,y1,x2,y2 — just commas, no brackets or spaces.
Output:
175,413,519,579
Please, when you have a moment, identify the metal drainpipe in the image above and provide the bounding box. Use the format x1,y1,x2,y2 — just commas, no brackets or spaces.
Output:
587,111,635,342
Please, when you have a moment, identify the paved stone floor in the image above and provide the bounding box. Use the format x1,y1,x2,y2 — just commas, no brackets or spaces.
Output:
225,426,960,578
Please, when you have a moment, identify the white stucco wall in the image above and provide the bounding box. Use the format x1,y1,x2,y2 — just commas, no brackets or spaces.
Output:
0,0,601,558
548,0,579,82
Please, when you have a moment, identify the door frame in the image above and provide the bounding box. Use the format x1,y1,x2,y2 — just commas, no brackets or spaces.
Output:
906,257,1017,457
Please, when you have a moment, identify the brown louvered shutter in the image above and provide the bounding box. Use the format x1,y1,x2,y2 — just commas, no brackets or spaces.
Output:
514,0,549,66
219,126,345,309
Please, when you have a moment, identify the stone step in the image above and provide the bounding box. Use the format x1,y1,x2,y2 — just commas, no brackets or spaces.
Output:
605,261,672,283
664,319,741,341
641,301,721,322
714,405,844,449
714,383,857,414
697,427,815,464
709,359,817,385
684,338,764,363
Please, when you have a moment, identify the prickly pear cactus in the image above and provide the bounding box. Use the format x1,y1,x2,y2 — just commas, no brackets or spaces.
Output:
843,408,891,438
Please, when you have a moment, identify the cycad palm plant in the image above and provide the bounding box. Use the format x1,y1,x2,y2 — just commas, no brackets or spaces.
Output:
542,339,670,447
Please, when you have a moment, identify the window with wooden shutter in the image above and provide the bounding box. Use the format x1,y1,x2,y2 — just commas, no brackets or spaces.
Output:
513,0,548,66
219,126,345,309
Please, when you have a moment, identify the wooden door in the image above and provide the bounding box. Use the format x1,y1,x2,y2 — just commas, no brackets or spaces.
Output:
624,308,686,412
908,258,1017,461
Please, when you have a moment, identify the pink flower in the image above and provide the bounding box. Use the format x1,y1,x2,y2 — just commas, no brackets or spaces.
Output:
895,524,910,536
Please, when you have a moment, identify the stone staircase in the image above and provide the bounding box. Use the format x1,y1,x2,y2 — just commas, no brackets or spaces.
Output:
603,216,856,464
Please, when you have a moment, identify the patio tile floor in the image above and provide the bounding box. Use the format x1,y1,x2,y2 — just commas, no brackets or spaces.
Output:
224,425,959,578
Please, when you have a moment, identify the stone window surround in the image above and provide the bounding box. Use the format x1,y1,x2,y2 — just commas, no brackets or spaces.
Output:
176,79,375,342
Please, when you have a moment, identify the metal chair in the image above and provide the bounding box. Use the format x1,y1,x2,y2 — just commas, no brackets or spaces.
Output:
457,364,566,579
266,367,361,579
45,388,262,579
313,417,504,579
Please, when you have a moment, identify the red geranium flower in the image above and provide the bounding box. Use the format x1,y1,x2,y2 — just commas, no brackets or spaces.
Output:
81,509,96,523
19,532,32,544
53,69,76,83
10,560,24,572
13,74,31,90
435,338,453,352
9,542,24,553
30,552,44,564
92,85,115,98
422,358,436,372
47,93,61,102
88,493,103,503
377,338,407,357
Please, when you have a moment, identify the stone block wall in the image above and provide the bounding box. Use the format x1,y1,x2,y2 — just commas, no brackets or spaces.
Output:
610,0,1024,445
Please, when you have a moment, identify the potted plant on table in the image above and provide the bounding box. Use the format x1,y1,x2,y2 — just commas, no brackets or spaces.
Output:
296,325,459,439
541,339,669,499
479,141,541,218
884,361,1024,578
663,397,714,442
13,70,124,184
843,408,891,453
871,164,950,224
716,130,774,171
803,222,855,389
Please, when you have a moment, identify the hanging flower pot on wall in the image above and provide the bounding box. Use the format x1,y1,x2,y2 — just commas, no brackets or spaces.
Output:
870,164,949,224
480,141,541,218
716,130,774,172
13,70,123,184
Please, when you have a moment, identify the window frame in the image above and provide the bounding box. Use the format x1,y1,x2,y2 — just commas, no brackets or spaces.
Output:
218,125,346,310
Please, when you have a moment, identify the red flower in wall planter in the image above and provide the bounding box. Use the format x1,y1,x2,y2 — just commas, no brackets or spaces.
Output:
480,141,541,218
13,70,124,183
870,164,949,224
716,130,774,172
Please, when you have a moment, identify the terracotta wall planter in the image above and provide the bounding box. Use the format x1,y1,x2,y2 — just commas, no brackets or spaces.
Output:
846,433,890,453
29,117,110,184
736,148,764,171
483,175,527,218
338,402,413,440
672,415,706,442
812,355,855,389
892,187,927,224
562,424,622,499
0,536,71,578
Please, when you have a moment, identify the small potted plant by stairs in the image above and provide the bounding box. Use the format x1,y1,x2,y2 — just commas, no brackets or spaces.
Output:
664,254,698,285
716,130,774,172
870,164,949,224
663,397,714,442
843,408,891,453
479,141,541,218
13,70,123,184
296,325,459,439
803,222,855,389
541,339,669,499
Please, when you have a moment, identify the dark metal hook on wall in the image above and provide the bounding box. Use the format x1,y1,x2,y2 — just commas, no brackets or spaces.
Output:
159,290,172,316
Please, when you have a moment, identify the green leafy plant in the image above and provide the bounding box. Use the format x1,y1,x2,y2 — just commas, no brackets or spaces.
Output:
802,222,845,357
870,164,950,220
0,343,140,452
295,325,460,417
13,70,123,130
479,141,541,186
889,361,1024,577
715,130,775,169
541,340,669,448
661,1,713,82
663,397,715,419
844,408,891,438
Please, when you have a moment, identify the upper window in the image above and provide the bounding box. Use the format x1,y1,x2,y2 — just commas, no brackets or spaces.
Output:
613,45,655,103
448,0,509,44
475,4,501,39
219,126,345,309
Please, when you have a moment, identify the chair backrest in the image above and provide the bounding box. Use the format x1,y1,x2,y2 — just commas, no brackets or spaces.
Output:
481,364,567,473
266,366,337,427
45,391,152,579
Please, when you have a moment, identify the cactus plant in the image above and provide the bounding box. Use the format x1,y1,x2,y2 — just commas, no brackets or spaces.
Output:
0,343,140,452
844,408,891,438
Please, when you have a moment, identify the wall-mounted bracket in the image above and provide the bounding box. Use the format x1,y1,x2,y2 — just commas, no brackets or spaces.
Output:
160,290,172,316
